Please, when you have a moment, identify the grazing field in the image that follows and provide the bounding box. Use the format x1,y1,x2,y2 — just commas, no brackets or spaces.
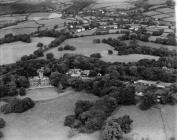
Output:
0,28,38,38
0,15,26,27
92,0,136,9
112,105,177,140
147,0,167,5
0,37,55,65
156,8,175,13
45,35,159,63
0,89,99,140
143,11,161,16
152,14,170,19
163,17,175,22
124,40,177,51
3,21,40,29
28,12,51,21
37,18,71,30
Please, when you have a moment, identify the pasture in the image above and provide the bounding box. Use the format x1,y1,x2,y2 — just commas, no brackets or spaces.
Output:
124,40,177,51
112,105,177,140
44,35,159,63
0,89,99,140
0,28,38,38
92,0,136,9
0,37,55,65
37,18,71,30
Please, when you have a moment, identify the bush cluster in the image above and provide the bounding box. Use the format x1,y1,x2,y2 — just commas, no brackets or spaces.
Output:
1,97,35,114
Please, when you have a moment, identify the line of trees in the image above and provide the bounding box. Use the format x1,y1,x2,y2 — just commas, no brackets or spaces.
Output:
102,38,177,57
0,33,31,44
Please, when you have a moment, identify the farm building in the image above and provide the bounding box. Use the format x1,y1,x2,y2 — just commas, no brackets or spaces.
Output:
66,69,90,77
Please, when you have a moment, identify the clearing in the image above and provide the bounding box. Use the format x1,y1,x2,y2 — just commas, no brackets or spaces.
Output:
0,88,99,140
112,105,177,140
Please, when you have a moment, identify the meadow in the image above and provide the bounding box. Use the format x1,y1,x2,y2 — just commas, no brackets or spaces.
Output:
0,89,99,140
124,40,177,51
92,0,136,9
112,105,177,140
0,37,55,65
44,35,159,63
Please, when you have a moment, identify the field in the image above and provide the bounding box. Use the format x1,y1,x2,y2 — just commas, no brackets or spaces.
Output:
0,37,55,65
37,18,72,30
147,0,167,5
44,35,159,63
0,15,26,27
92,0,136,9
112,105,177,140
0,28,38,38
124,40,177,51
0,89,99,140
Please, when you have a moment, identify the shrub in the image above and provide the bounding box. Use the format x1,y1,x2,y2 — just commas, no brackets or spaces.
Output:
74,100,93,116
108,50,113,55
102,118,123,140
64,115,76,127
93,39,101,44
58,47,64,51
0,118,6,128
37,42,43,48
1,98,35,114
19,87,26,96
64,45,76,51
0,131,3,138
90,53,102,58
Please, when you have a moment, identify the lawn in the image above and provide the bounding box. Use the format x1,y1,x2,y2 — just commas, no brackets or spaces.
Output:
112,105,177,140
44,35,159,63
0,88,99,140
0,37,55,65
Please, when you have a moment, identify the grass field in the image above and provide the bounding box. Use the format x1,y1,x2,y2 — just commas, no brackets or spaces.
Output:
0,28,38,38
44,35,159,63
0,37,55,65
112,105,177,140
37,17,71,30
0,89,99,140
3,21,40,29
124,40,177,51
92,0,136,9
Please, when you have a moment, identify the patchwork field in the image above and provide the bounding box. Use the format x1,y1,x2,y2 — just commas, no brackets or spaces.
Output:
0,37,55,65
44,35,159,63
112,105,177,140
0,89,99,140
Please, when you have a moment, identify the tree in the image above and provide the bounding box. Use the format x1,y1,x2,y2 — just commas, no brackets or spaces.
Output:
0,118,5,128
108,50,113,55
46,53,54,60
37,42,43,48
74,100,93,116
90,53,102,58
102,118,123,140
19,87,26,96
50,72,62,86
